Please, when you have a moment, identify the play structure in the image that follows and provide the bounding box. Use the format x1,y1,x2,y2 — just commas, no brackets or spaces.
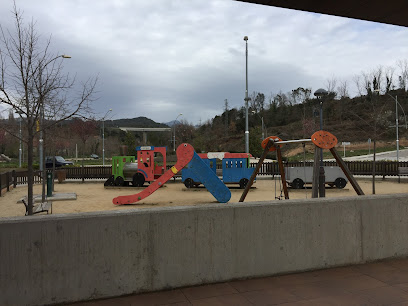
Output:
109,130,362,205
240,130,364,202
182,152,255,189
113,143,231,205
104,146,167,187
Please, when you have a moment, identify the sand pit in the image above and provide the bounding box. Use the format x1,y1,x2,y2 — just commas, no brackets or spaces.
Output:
0,177,407,218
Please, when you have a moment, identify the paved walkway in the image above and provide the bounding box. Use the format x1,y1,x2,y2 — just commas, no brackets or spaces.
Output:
72,258,408,305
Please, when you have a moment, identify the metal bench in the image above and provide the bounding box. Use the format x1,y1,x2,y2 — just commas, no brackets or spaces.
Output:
21,197,52,215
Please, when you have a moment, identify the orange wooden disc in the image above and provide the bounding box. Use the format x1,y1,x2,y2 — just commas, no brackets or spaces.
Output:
261,136,282,152
311,130,338,149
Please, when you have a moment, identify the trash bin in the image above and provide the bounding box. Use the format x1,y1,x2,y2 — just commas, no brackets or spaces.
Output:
55,169,66,183
47,172,53,197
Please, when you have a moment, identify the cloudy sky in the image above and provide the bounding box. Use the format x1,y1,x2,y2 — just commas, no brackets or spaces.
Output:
1,0,408,125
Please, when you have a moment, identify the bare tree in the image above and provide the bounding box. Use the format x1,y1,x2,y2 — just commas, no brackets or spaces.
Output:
372,66,383,92
396,59,408,90
353,74,364,96
384,66,395,92
326,76,337,97
347,93,390,194
361,71,373,95
0,4,97,214
71,118,98,153
336,79,349,99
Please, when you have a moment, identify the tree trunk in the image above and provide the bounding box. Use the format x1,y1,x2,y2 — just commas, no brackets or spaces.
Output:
27,126,34,215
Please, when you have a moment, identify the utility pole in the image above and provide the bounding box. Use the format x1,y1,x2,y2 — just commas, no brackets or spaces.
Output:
244,36,250,153
224,99,229,137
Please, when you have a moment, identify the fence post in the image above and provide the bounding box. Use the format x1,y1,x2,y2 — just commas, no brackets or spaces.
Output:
6,171,10,191
82,164,85,183
12,170,17,188
382,161,386,180
0,174,2,196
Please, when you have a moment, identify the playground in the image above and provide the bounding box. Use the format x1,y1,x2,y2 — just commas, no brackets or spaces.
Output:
0,177,407,218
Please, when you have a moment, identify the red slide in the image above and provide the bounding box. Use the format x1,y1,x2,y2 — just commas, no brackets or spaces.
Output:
113,143,195,205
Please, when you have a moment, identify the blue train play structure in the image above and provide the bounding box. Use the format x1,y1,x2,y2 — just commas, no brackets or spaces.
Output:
182,152,255,189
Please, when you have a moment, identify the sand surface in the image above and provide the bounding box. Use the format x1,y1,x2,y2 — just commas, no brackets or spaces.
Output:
1,177,407,218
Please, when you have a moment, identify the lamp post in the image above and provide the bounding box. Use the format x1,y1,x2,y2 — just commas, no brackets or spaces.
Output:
38,54,71,205
252,110,265,139
19,117,22,167
16,110,23,168
38,54,71,172
314,88,328,198
385,93,408,165
173,113,183,151
244,36,250,154
102,109,112,166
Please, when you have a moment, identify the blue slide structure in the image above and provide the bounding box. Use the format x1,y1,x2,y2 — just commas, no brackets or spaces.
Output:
182,153,217,188
186,152,231,203
183,152,255,190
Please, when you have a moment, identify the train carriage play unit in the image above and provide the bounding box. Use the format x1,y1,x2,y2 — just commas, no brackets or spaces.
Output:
105,146,166,187
182,152,255,189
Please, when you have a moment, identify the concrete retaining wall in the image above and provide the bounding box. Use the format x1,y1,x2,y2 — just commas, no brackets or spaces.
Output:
1,193,408,305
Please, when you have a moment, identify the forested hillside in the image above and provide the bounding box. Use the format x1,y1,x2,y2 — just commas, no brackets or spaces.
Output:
1,64,408,160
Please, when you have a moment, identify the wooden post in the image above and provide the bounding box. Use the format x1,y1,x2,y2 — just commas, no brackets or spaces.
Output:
12,170,17,188
0,174,2,196
6,171,10,192
330,147,364,195
312,146,320,198
82,160,85,183
276,146,289,199
239,139,274,202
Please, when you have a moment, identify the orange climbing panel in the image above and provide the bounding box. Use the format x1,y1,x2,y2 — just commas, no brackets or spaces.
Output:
311,130,338,149
261,136,282,152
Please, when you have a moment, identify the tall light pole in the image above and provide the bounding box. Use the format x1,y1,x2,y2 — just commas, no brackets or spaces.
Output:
102,109,112,166
19,117,22,167
38,54,71,172
173,113,183,151
16,110,23,168
244,36,250,153
314,88,328,198
252,110,265,140
385,93,408,165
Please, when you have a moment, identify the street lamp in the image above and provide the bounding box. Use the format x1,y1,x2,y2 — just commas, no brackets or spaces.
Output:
102,109,112,166
16,110,24,168
314,88,328,198
39,54,71,172
244,36,250,154
173,113,183,151
385,93,408,165
252,110,265,140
